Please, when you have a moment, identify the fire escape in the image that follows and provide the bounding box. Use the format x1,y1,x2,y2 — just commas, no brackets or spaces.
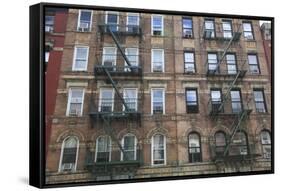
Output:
86,13,143,180
201,19,257,165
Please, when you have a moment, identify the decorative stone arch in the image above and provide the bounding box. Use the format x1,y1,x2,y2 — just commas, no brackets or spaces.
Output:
254,123,271,140
210,125,231,138
56,129,85,143
117,128,140,141
146,127,168,144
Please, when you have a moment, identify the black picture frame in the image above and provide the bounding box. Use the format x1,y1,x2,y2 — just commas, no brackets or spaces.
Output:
30,2,274,188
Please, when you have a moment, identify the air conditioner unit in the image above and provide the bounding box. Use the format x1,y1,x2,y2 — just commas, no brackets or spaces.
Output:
184,31,192,38
240,148,247,155
78,23,89,32
186,67,195,73
252,69,259,74
62,163,74,171
264,152,271,158
45,26,53,32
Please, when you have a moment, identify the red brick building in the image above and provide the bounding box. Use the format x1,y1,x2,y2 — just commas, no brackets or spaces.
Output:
45,8,272,184
45,8,68,154
260,23,272,80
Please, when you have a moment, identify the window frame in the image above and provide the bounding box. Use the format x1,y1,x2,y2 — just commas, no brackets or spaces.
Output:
123,88,138,112
226,53,238,74
247,53,260,74
45,15,55,32
222,19,233,39
126,13,140,32
66,88,85,116
207,52,219,73
230,89,243,113
95,136,112,162
188,132,202,163
151,15,164,36
210,88,223,112
151,49,165,72
99,88,115,112
204,18,216,38
151,88,165,114
253,89,267,113
184,51,196,73
243,21,255,40
77,9,93,32
214,131,227,156
121,134,137,161
72,46,89,71
151,134,166,166
182,17,193,38
105,11,119,31
125,48,139,68
185,88,199,113
58,136,79,172
231,131,249,156
102,47,117,69
260,130,271,159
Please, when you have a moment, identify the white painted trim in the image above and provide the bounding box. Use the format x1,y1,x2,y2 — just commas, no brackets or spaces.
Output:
95,136,112,162
102,47,117,66
66,88,85,116
126,13,140,31
151,49,165,72
105,11,119,30
123,88,138,111
99,88,114,112
125,48,139,68
151,88,165,114
151,15,164,36
58,136,79,172
121,133,137,161
77,9,93,31
151,134,166,166
72,46,89,71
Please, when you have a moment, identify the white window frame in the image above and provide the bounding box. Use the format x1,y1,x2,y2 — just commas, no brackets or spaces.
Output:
105,11,119,31
123,88,138,111
77,9,93,31
151,15,164,36
151,134,166,166
151,88,165,114
58,136,79,172
102,47,117,67
99,88,115,112
72,46,89,71
66,88,85,116
121,133,137,161
126,13,139,31
95,136,112,162
125,48,139,67
151,49,165,72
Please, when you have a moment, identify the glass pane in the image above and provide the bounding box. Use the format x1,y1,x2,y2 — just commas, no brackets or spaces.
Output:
254,91,264,101
248,55,257,65
153,90,163,100
211,90,221,101
71,89,83,102
97,136,110,152
101,89,113,99
222,22,231,30
153,16,162,27
76,47,88,59
154,149,164,160
186,90,197,103
183,18,192,28
45,16,54,25
215,132,226,146
124,135,135,150
128,14,138,25
208,54,217,63
64,137,78,148
154,134,164,148
107,13,118,23
243,23,252,31
205,20,214,29
189,133,200,147
231,91,241,100
80,11,91,22
184,52,194,62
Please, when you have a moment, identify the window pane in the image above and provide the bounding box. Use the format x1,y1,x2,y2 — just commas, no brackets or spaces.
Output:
208,54,217,63
128,14,138,25
254,91,264,101
64,137,78,148
80,11,91,22
215,132,226,146
211,90,221,101
184,52,194,62
222,22,231,30
183,18,192,28
248,55,257,65
243,23,252,31
189,133,200,147
153,16,162,27
186,90,197,104
205,20,214,29
107,13,118,23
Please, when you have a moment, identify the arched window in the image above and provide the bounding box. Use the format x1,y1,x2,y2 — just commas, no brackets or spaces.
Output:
188,132,202,162
260,130,271,159
59,136,79,172
215,131,227,156
95,136,111,162
152,134,166,165
231,131,248,155
121,134,137,161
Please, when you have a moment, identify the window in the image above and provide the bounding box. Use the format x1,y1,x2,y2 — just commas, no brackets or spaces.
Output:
184,52,195,73
59,137,78,172
99,89,114,112
152,15,163,36
204,19,215,38
102,47,117,70
248,54,260,74
243,22,254,40
66,88,84,116
106,12,118,32
45,45,52,64
127,13,139,32
45,15,54,32
95,136,111,162
215,132,227,156
186,89,198,113
222,20,232,38
72,46,89,71
152,89,165,114
260,131,271,159
152,49,164,72
253,90,267,113
230,90,242,113
182,17,193,38
121,134,137,161
125,48,139,71
188,133,202,163
152,134,166,165
207,53,218,73
211,89,223,112
123,88,137,112
226,53,237,74
230,131,248,155
77,10,92,32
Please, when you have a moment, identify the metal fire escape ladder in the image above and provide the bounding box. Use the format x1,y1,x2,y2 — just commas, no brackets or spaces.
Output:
223,109,250,156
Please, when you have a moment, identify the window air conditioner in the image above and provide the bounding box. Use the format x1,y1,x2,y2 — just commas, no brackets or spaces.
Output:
184,31,192,38
63,163,74,171
78,23,89,32
45,26,53,32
